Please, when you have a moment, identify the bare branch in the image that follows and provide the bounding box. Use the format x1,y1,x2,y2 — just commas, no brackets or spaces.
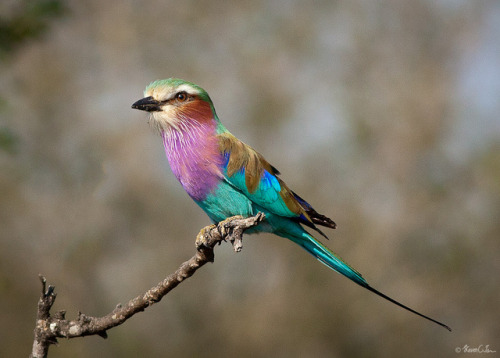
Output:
29,213,265,358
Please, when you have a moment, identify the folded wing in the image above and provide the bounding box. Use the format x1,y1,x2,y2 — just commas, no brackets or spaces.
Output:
218,133,335,237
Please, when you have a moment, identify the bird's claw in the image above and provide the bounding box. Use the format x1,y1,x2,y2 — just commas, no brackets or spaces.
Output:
195,216,247,252
196,214,264,254
217,215,245,252
216,216,243,234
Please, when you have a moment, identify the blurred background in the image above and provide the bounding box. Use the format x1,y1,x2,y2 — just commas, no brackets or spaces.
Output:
1,0,499,357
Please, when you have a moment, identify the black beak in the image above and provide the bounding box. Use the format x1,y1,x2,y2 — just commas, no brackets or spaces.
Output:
131,96,162,112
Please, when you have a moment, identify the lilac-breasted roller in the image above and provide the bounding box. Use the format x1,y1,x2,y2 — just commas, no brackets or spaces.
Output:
132,78,451,331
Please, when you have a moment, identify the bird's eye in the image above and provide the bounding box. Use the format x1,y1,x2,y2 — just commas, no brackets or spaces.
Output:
175,92,188,102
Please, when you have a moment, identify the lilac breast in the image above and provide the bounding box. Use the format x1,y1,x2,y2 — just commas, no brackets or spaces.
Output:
161,120,223,201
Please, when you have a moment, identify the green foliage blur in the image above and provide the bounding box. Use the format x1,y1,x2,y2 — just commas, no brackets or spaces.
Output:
0,0,65,58
0,0,65,154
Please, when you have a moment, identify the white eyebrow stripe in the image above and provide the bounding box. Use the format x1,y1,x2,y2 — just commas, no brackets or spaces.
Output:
175,84,200,95
145,83,201,102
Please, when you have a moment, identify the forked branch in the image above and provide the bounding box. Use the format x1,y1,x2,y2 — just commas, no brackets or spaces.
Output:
30,213,265,358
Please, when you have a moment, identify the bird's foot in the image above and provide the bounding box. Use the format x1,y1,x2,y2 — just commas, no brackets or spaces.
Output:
195,213,266,254
217,216,245,252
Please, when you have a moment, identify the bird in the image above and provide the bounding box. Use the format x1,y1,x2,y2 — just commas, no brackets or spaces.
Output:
132,78,451,331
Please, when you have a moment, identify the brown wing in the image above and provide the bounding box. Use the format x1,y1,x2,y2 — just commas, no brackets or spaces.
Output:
218,132,336,238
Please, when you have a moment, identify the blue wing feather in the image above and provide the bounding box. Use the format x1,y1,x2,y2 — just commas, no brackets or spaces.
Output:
222,163,298,218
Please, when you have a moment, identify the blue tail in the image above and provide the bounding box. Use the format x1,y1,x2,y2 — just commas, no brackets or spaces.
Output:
288,231,452,331
292,232,367,287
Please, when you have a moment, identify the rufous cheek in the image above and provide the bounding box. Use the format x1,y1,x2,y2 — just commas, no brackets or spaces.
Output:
177,99,214,124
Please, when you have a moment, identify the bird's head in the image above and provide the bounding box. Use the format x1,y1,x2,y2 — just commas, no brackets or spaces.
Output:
132,78,217,133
